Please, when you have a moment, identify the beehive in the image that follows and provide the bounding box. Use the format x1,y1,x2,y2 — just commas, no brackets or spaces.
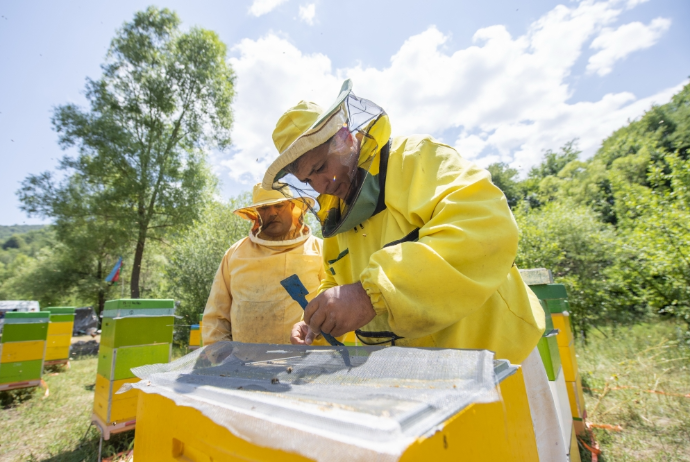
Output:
44,307,76,364
132,345,540,462
92,299,175,437
529,279,587,441
0,311,49,390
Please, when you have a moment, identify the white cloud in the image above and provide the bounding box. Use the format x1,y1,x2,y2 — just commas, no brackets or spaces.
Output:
299,3,316,25
587,17,671,76
248,0,289,17
224,35,339,182
221,0,683,185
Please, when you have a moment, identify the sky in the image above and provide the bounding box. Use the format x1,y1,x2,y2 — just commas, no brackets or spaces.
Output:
0,0,688,225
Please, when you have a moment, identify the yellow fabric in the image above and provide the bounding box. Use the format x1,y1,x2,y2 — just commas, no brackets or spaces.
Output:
202,234,325,345
272,101,323,154
318,133,545,364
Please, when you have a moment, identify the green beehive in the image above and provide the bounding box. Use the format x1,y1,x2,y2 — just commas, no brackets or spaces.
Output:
1,312,50,343
546,298,570,314
45,307,76,314
529,284,568,301
101,316,174,348
102,299,175,318
0,359,44,383
46,307,76,323
537,335,561,381
97,343,171,381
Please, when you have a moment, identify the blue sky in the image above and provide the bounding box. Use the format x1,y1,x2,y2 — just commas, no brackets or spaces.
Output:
0,0,688,225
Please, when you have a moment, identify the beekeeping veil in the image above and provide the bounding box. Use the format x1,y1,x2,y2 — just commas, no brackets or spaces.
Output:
262,80,391,238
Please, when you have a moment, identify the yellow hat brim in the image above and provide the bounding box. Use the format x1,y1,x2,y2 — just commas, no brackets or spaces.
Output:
233,196,315,221
262,80,353,190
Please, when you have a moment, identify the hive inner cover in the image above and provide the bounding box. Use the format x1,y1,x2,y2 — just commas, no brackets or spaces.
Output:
132,342,513,444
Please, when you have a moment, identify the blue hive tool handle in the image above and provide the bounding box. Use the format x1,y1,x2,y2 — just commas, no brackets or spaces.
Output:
280,274,344,347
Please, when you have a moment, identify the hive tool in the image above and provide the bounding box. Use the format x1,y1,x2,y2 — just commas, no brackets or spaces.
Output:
280,274,351,367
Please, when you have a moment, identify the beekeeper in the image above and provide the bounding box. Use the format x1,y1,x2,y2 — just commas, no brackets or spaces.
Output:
202,183,325,345
263,80,545,365
264,81,572,462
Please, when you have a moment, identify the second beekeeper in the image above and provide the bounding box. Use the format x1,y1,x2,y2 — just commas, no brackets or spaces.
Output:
202,183,325,345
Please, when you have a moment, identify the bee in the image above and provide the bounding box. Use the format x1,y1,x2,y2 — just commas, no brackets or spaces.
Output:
271,377,280,384
286,367,293,374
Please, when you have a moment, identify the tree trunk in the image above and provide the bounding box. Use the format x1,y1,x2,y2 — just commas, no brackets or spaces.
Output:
96,259,105,328
130,225,147,298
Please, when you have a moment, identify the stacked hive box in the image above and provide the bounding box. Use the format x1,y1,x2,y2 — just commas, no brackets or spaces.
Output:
93,299,175,438
0,311,49,391
547,296,588,435
44,307,76,366
188,313,202,351
529,281,587,440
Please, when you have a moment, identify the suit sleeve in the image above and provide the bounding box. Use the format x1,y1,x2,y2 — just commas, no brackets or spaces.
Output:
202,245,238,345
359,138,519,339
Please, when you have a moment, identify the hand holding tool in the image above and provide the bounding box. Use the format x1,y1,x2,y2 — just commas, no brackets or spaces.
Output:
280,274,344,347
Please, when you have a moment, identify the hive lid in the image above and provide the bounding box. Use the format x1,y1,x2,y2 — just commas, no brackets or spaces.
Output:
3,311,51,324
102,299,176,318
104,299,175,309
130,343,516,462
45,307,76,314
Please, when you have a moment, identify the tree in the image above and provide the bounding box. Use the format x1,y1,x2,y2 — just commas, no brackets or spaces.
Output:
612,152,690,332
528,140,582,180
166,196,250,329
19,7,235,298
514,201,641,337
487,162,521,208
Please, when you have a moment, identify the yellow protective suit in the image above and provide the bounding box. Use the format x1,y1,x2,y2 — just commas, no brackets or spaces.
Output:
202,228,325,345
318,118,545,365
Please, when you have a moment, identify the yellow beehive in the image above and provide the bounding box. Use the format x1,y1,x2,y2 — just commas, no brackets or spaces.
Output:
44,307,76,364
133,347,539,462
94,374,141,424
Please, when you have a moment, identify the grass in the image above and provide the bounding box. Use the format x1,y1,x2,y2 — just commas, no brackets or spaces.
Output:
0,355,134,462
0,324,687,461
577,321,690,462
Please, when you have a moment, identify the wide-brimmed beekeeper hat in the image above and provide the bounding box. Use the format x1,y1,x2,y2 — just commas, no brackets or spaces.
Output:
262,80,353,190
234,183,314,221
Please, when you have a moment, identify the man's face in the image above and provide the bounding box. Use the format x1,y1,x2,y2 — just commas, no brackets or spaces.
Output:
256,201,296,239
293,130,357,201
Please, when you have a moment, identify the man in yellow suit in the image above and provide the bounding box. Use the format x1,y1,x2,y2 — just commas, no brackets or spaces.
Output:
263,80,545,365
263,81,567,462
202,183,324,345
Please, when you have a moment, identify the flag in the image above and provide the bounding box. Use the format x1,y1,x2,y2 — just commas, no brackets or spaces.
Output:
105,257,123,284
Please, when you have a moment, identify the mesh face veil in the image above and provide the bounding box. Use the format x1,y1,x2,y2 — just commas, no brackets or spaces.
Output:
274,91,389,238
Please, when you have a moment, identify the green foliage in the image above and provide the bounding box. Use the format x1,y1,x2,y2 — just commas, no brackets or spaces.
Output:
166,195,251,331
514,202,644,335
0,225,46,242
611,152,690,329
487,162,521,207
17,6,235,299
528,140,581,180
512,83,690,335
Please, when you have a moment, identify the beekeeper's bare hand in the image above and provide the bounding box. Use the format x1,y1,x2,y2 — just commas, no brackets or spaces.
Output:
304,283,376,339
290,321,318,345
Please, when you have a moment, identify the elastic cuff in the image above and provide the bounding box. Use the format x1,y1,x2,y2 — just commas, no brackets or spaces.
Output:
361,274,388,316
